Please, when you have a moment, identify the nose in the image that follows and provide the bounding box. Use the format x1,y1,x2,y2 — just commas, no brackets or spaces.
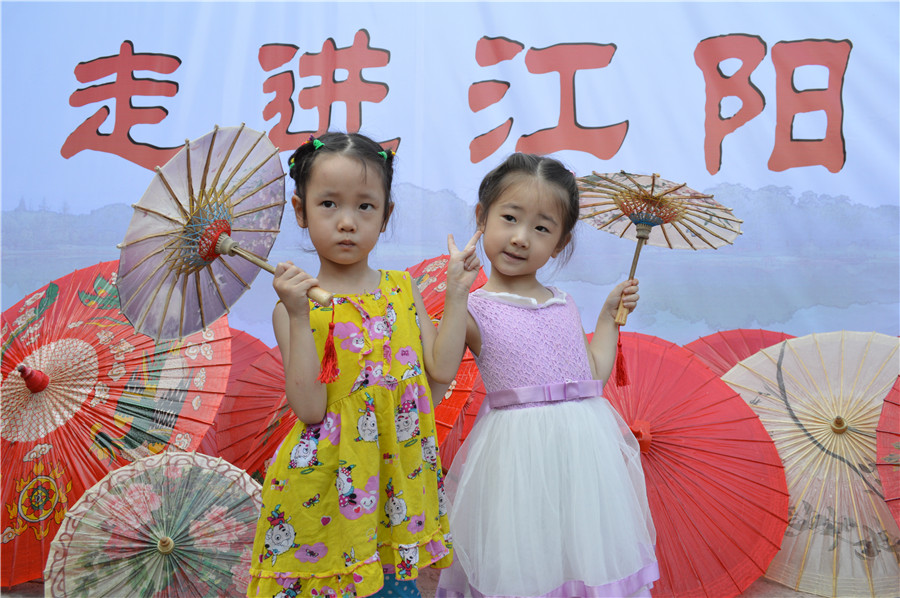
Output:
510,225,529,248
337,208,357,232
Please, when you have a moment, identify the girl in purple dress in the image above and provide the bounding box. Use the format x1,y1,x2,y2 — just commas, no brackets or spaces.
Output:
437,153,659,598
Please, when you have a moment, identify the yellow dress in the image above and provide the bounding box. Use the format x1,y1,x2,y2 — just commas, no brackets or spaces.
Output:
248,270,453,597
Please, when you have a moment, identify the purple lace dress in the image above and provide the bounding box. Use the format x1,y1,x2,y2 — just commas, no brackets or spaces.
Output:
437,288,658,598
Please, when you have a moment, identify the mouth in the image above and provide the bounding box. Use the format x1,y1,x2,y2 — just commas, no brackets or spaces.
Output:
338,240,356,248
502,251,525,261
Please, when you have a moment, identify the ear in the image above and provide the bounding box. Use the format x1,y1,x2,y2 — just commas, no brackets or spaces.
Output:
475,204,486,233
381,201,395,233
551,232,572,258
292,194,307,228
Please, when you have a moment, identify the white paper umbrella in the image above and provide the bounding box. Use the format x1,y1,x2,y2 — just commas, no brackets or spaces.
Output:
722,331,900,598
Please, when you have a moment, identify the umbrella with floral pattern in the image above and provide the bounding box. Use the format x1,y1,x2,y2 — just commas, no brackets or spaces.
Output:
44,451,261,597
0,260,231,586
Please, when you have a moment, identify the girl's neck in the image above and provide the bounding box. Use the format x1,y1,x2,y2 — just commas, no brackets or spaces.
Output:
481,271,553,302
315,259,382,295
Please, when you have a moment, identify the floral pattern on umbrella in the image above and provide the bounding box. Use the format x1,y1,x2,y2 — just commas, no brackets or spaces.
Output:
876,376,900,528
44,451,261,597
0,260,231,586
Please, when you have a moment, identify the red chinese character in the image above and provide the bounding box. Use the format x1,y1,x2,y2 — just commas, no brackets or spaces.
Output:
259,30,399,153
768,39,851,173
61,41,182,170
469,37,625,163
694,34,767,175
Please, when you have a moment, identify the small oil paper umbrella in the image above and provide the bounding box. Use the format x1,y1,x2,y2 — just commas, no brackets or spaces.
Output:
117,124,330,342
44,451,261,597
576,171,742,326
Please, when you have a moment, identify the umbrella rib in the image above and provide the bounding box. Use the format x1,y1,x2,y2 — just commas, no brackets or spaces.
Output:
135,265,174,336
195,269,206,332
129,204,186,227
230,174,287,213
179,271,188,339
218,127,266,196
156,268,181,341
224,147,282,211
199,125,219,212
668,222,700,250
205,263,231,312
118,244,181,313
672,220,719,250
155,168,191,221
230,227,281,234
679,214,739,244
185,137,195,215
209,123,245,195
217,256,252,288
119,237,182,278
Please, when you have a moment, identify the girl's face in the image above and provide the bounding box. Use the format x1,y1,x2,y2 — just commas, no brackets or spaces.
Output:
295,154,390,270
478,177,569,282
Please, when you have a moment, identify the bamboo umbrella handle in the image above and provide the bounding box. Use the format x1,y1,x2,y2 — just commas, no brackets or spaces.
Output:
615,223,652,326
216,234,334,306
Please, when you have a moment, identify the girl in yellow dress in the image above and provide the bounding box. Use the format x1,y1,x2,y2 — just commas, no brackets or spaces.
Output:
248,132,480,597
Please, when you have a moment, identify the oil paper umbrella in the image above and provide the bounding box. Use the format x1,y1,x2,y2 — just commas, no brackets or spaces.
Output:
117,124,330,342
215,346,295,482
684,328,795,377
722,331,900,598
433,350,482,471
43,451,261,597
576,171,742,326
0,260,231,587
406,254,488,323
197,328,269,457
876,376,900,528
603,332,789,598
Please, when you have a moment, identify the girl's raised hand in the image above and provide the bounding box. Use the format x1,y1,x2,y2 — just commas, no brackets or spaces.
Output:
602,279,640,320
273,261,321,317
446,231,483,296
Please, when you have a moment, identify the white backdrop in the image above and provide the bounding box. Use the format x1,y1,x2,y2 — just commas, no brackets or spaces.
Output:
2,1,898,349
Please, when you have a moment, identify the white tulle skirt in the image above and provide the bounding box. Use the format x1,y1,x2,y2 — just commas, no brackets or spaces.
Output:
437,395,658,598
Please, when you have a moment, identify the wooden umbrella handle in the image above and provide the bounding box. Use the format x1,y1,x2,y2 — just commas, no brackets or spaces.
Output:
216,234,334,306
615,225,652,326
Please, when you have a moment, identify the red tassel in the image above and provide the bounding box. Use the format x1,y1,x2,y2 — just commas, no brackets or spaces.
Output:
614,328,629,386
317,310,339,384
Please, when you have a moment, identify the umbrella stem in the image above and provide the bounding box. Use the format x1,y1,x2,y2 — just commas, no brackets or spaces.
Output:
157,536,175,554
215,233,334,306
615,223,652,326
17,364,49,393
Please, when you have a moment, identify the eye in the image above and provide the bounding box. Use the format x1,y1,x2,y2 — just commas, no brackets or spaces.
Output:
321,200,336,208
536,225,551,233
359,203,375,211
501,214,516,223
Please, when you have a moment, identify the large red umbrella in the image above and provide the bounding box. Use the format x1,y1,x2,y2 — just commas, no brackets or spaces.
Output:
215,346,294,481
197,328,269,457
0,260,231,586
406,254,488,323
603,332,789,598
683,329,795,377
433,350,482,471
876,376,900,528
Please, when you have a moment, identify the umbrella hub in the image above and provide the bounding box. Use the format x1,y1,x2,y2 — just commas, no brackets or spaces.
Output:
157,536,175,554
16,364,49,394
629,419,652,453
180,203,233,271
830,416,849,434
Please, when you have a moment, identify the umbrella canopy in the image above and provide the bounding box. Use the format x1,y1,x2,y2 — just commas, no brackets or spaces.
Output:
876,376,900,528
576,171,741,325
216,346,294,482
604,332,789,598
197,328,269,457
117,124,288,341
43,451,261,597
722,331,900,598
684,328,796,377
406,254,488,323
433,350,481,471
0,260,231,586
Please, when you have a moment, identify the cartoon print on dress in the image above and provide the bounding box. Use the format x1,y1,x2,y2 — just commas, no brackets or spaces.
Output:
334,321,368,355
273,579,303,598
437,469,449,517
397,543,419,579
396,345,424,381
288,426,322,470
350,359,399,393
259,504,300,565
395,394,420,444
343,547,358,566
355,392,378,444
421,436,438,471
384,478,409,527
335,463,379,520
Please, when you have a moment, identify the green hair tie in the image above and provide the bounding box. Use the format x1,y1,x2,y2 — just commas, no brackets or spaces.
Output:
378,149,394,160
312,139,324,150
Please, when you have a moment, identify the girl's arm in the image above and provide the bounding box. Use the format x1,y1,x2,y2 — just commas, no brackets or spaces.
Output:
272,261,328,424
418,232,482,384
589,279,639,382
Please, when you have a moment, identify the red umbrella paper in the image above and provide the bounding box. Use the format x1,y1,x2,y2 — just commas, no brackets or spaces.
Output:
216,346,295,482
433,350,481,471
876,376,900,528
406,254,488,323
603,332,789,598
684,328,795,377
0,260,231,586
197,328,269,457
